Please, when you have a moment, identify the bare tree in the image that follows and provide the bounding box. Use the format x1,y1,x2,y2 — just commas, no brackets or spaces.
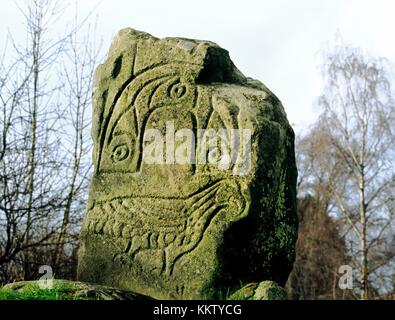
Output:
286,133,353,300
0,0,99,283
286,195,352,300
314,44,395,299
51,12,100,274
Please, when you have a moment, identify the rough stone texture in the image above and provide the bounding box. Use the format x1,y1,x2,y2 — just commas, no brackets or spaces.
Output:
77,28,298,299
2,280,152,300
228,281,286,300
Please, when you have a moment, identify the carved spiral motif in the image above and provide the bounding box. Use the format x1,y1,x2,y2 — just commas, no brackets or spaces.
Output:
112,144,130,162
169,82,187,99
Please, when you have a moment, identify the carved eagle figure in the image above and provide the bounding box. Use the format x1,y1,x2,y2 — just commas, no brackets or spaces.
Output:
83,60,249,276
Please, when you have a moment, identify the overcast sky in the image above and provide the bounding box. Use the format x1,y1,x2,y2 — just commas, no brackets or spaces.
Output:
1,0,395,134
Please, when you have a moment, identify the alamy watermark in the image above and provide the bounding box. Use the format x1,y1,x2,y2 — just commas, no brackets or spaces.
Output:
141,121,252,176
38,265,53,289
338,265,353,290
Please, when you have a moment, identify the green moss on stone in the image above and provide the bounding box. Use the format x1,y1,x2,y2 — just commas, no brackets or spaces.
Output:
78,28,298,300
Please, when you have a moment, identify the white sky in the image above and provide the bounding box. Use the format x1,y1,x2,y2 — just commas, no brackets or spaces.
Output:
1,0,395,135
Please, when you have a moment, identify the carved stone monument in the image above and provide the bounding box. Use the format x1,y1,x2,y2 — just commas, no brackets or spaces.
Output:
77,28,298,299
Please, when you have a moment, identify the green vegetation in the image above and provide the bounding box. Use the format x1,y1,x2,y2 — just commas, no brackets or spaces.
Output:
0,282,78,300
0,280,152,300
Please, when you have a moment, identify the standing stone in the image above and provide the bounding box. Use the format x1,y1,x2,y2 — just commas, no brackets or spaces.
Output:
77,28,298,299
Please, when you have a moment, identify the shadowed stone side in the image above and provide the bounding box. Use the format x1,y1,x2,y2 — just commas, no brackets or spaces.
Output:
77,28,298,299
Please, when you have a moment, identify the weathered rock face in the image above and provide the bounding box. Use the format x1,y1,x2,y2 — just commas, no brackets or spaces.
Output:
77,28,298,299
228,281,286,300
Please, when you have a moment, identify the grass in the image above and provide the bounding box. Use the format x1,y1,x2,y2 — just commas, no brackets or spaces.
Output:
0,287,60,300
0,284,66,300
0,279,152,300
0,280,97,300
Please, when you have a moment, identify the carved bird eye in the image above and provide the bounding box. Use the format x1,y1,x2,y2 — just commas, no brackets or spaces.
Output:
112,144,129,162
169,82,186,99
